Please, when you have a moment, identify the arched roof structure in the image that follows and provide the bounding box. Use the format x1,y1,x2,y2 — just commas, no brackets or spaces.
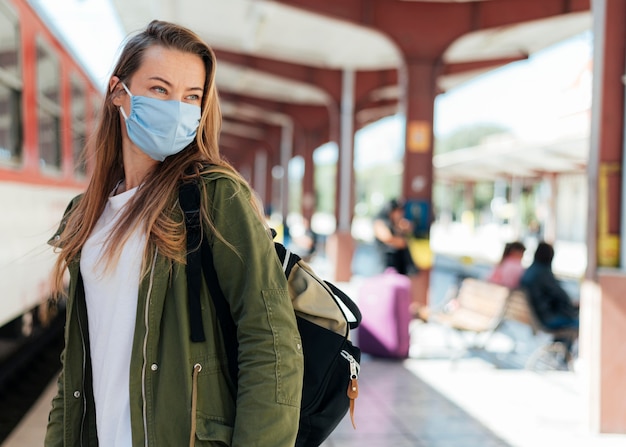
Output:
110,0,591,168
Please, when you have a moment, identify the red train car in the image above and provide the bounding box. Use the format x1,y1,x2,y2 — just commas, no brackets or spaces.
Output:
0,0,100,330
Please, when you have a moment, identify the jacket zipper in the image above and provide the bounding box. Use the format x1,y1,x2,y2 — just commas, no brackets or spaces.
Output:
142,249,159,447
77,291,87,447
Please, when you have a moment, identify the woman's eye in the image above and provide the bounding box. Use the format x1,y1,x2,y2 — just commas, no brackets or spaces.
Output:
153,86,167,94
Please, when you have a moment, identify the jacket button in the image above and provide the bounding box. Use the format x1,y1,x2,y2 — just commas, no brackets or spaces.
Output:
151,363,158,371
73,390,81,398
296,343,302,351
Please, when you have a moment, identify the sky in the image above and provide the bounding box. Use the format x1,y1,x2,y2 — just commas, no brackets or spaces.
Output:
30,0,593,171
29,0,126,90
434,31,592,139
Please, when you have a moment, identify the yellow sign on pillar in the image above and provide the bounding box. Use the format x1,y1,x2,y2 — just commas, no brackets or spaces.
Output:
407,121,431,153
598,234,620,267
598,163,621,267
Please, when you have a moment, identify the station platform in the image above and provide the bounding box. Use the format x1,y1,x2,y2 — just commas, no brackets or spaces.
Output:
324,306,626,447
4,233,622,447
5,278,626,447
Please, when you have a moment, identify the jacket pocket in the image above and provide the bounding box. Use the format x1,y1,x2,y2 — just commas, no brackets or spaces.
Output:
262,289,304,407
189,355,236,419
195,415,233,445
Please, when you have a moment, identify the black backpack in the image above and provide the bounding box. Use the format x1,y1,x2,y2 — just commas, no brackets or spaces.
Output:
179,182,362,447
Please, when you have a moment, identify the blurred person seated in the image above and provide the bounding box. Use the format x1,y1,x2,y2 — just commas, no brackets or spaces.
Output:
373,198,418,276
487,241,526,289
520,241,579,356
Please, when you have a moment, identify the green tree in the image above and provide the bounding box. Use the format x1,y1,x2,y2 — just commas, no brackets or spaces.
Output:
435,123,510,154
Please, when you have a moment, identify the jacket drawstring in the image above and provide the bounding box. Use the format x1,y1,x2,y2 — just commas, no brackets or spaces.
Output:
189,363,203,447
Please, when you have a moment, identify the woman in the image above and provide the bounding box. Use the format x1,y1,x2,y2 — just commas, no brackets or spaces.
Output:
487,241,526,289
46,21,303,446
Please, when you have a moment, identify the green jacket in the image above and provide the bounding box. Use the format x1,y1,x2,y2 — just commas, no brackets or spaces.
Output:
45,173,304,446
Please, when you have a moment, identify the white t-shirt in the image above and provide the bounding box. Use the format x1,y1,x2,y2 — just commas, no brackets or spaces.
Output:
80,186,145,446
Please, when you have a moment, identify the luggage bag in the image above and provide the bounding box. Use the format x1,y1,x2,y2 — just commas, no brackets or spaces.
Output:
357,269,412,359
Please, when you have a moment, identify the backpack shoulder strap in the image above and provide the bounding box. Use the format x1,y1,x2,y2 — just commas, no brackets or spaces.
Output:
199,239,239,382
273,241,299,277
179,181,206,343
179,181,239,382
324,280,362,329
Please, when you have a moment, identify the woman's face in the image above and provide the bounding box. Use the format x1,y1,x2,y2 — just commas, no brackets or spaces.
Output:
112,45,206,111
390,207,404,223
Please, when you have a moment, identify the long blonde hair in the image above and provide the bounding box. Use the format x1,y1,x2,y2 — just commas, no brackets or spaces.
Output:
51,20,261,297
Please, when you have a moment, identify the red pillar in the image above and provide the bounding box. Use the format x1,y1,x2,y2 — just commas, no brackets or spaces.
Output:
581,0,626,434
402,60,439,308
403,60,436,204
301,144,315,223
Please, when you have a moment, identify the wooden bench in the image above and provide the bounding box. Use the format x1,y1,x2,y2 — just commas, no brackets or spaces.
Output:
431,279,577,370
500,289,578,370
432,277,511,348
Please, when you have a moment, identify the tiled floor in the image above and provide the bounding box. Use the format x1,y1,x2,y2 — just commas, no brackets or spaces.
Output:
6,259,626,447
322,317,626,447
9,321,626,447
322,356,510,447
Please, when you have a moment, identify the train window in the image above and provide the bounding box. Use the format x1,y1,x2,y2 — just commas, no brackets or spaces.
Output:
91,95,101,126
36,36,61,173
70,72,86,175
89,94,101,165
0,1,22,165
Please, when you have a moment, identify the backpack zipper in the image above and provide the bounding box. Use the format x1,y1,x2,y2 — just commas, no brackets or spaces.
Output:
341,350,360,378
341,350,359,428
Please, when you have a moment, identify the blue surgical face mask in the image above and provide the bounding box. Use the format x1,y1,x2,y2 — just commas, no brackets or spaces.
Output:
119,82,201,161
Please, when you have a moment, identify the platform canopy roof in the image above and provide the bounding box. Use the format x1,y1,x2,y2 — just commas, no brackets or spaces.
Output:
433,133,589,182
107,0,592,180
111,0,591,108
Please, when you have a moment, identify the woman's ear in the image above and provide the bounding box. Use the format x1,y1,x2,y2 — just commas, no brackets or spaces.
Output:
109,76,124,106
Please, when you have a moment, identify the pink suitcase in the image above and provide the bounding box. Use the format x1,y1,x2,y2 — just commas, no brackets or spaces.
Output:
357,269,412,358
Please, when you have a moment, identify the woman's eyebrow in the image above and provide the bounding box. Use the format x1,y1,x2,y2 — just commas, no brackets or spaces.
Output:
149,76,203,92
148,76,172,86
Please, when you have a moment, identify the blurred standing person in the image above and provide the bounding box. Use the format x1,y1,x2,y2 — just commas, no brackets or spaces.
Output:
359,199,416,358
46,20,303,447
288,217,318,261
487,241,526,289
373,199,418,275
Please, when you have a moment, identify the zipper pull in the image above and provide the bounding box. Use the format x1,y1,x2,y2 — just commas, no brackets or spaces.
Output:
342,350,359,429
